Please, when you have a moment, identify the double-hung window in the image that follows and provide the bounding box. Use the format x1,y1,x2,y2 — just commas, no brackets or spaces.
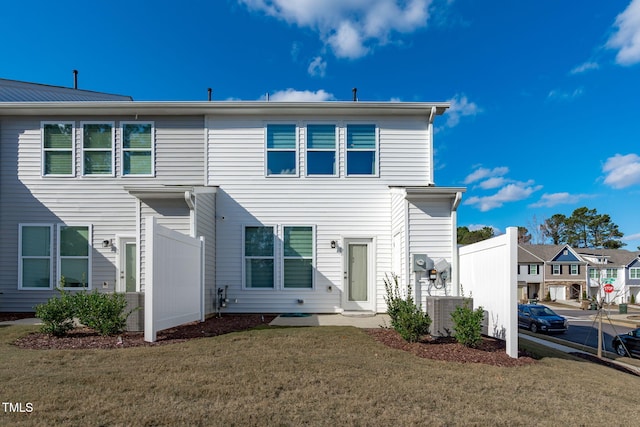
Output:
306,125,336,176
266,124,297,176
589,269,600,279
122,122,154,176
570,264,579,275
346,124,377,176
82,122,114,176
552,264,561,275
630,268,640,279
283,226,314,288
605,268,618,279
19,225,53,289
244,226,275,288
42,122,74,176
58,225,91,289
528,264,539,275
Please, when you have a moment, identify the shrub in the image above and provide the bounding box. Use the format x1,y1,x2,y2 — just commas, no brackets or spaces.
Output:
384,274,431,342
631,294,636,304
35,289,75,336
450,300,484,348
74,291,129,336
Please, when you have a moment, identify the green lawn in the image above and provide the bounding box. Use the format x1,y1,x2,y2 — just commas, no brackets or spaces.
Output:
1,324,638,426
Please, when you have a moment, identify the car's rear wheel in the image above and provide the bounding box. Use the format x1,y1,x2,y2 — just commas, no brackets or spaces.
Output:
616,343,628,357
530,323,538,333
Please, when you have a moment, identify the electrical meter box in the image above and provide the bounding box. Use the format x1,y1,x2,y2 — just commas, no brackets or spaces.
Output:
412,254,428,272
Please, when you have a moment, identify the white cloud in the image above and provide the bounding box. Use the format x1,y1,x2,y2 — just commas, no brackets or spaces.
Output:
606,0,640,66
623,232,640,241
263,88,335,101
547,87,585,101
529,192,591,208
238,0,433,59
570,61,599,74
444,94,481,128
602,153,640,188
463,166,509,185
308,56,327,77
477,176,508,190
463,182,543,212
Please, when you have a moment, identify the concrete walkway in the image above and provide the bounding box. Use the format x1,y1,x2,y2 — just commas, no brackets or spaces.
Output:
269,313,391,328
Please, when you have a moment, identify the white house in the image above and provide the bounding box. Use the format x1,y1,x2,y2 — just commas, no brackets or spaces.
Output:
0,80,464,316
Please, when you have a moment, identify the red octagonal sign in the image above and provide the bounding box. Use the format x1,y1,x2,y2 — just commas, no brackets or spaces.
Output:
603,283,615,293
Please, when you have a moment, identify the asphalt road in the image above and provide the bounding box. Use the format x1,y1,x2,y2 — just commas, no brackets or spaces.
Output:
525,307,636,355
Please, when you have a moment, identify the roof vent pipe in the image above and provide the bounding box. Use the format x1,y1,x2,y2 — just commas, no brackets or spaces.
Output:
352,87,358,102
208,88,212,101
73,69,78,89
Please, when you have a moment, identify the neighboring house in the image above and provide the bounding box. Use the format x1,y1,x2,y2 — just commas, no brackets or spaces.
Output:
518,244,587,302
518,244,640,304
0,81,464,316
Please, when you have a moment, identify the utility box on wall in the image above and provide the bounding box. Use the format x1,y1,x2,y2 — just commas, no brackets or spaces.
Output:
426,296,468,337
412,254,430,272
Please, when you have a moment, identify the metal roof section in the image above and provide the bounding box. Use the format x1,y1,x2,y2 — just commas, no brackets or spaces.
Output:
0,78,132,102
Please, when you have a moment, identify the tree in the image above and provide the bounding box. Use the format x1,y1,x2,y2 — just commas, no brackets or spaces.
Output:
517,226,531,244
541,214,567,245
457,226,495,245
564,207,625,248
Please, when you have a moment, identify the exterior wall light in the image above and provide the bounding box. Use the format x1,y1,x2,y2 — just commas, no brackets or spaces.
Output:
331,240,337,249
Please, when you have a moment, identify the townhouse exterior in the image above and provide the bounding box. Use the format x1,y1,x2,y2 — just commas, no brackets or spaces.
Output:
518,244,640,304
0,79,464,316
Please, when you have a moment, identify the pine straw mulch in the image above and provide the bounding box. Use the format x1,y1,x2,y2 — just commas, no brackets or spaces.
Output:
5,312,539,367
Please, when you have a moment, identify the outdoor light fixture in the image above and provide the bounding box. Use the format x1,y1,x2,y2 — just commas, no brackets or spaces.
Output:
429,268,438,282
331,240,337,249
102,239,111,248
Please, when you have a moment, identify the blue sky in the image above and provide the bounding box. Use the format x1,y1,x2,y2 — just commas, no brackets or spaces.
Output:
3,0,640,249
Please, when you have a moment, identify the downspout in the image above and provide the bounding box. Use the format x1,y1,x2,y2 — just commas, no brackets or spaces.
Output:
452,191,463,296
185,191,195,237
428,106,436,185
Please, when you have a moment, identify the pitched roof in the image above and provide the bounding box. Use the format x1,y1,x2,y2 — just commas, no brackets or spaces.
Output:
0,78,132,102
575,248,640,267
519,244,640,266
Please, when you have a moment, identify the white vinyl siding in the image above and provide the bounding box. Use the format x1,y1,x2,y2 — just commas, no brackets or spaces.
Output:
18,224,53,289
121,122,154,176
42,122,75,176
58,224,91,289
82,122,115,176
306,124,337,176
266,124,297,176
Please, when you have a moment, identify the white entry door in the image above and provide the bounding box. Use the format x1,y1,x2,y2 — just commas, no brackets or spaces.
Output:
343,238,375,311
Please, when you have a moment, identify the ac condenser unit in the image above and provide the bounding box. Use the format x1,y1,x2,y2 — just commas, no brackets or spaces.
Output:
425,296,469,337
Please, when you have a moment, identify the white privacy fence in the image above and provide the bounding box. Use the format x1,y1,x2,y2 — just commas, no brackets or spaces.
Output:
145,216,205,342
459,227,518,358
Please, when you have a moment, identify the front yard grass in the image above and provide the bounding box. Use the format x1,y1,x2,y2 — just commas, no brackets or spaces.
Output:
1,324,638,426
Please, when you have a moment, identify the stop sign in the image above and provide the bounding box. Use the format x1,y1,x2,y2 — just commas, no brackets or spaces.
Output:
603,283,614,293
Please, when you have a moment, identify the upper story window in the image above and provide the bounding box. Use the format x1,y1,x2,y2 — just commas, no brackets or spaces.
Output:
589,269,600,279
631,268,640,279
552,264,561,275
605,268,618,279
528,264,539,275
18,224,53,289
42,122,74,176
266,124,297,176
306,124,336,176
570,264,579,275
122,122,154,176
346,124,377,176
82,122,114,176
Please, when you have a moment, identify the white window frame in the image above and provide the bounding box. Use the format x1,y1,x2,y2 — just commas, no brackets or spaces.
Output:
529,264,539,275
18,224,54,290
589,269,600,279
81,121,115,177
120,121,155,177
57,224,92,290
630,267,640,279
243,225,276,289
265,124,299,177
605,268,618,279
552,264,561,275
570,264,579,275
305,124,338,177
345,124,379,177
282,225,315,290
41,121,75,177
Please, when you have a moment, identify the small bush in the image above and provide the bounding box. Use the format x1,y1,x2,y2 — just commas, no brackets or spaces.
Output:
75,291,129,336
384,274,431,342
631,294,636,304
35,289,75,336
450,300,484,348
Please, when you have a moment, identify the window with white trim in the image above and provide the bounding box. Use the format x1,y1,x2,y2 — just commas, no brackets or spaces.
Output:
58,225,91,289
631,268,640,279
528,264,539,275
122,122,154,176
19,225,53,289
570,264,579,275
346,124,377,176
605,268,618,279
306,124,336,176
244,226,275,288
552,264,561,275
42,122,74,176
266,124,297,176
589,269,600,279
82,122,114,176
283,226,314,289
